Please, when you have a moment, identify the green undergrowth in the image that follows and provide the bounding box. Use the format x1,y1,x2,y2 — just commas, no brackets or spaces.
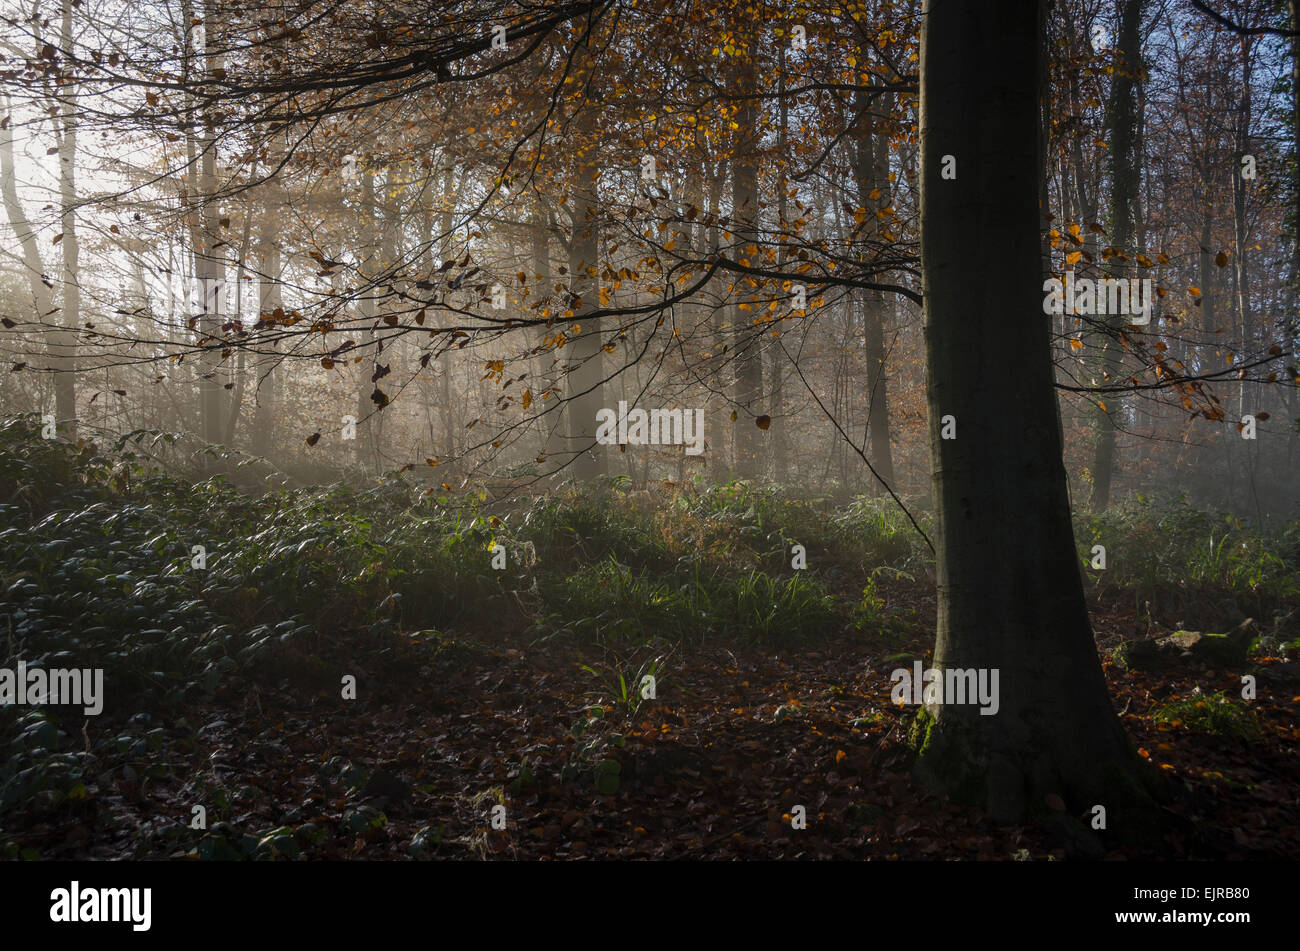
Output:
2,415,1297,846
1078,495,1300,626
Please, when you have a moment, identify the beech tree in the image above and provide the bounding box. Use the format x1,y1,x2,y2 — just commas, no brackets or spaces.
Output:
915,0,1164,832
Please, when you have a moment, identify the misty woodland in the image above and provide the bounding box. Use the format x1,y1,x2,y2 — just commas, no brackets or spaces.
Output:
0,0,1296,865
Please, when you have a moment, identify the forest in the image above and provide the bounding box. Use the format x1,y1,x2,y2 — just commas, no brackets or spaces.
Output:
0,0,1296,870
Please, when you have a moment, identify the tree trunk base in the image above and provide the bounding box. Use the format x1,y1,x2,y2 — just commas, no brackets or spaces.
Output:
910,707,1183,854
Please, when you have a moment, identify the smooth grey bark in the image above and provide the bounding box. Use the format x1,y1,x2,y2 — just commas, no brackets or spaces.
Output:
916,0,1159,831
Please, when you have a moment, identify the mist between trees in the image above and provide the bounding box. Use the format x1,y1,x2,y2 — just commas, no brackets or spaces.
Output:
0,0,1298,851
0,0,1292,511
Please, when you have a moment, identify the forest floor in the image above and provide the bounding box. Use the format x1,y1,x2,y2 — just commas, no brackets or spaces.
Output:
17,585,1298,862
2,418,1297,860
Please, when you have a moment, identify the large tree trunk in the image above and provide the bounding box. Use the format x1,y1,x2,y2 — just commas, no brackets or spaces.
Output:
1091,0,1143,510
916,0,1160,834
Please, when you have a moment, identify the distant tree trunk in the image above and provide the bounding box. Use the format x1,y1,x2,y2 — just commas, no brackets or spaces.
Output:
707,158,730,480
224,212,253,445
1091,0,1143,510
251,141,285,460
1290,0,1300,429
1293,0,1300,290
53,0,79,438
354,167,380,473
438,171,460,470
917,0,1160,830
1198,209,1216,358
730,50,763,480
567,24,605,482
531,199,561,464
770,58,790,484
857,82,896,492
195,0,226,464
0,91,54,422
1231,35,1254,423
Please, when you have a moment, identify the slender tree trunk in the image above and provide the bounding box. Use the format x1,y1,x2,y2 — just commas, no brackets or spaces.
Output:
1198,209,1216,363
706,160,729,480
770,57,789,484
916,0,1161,832
224,212,253,445
567,23,605,482
354,167,380,473
195,0,226,463
1091,0,1143,510
0,92,54,422
438,170,460,471
730,50,763,480
1289,0,1300,428
857,83,896,491
531,199,561,464
1231,37,1254,424
251,139,285,460
53,0,79,438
